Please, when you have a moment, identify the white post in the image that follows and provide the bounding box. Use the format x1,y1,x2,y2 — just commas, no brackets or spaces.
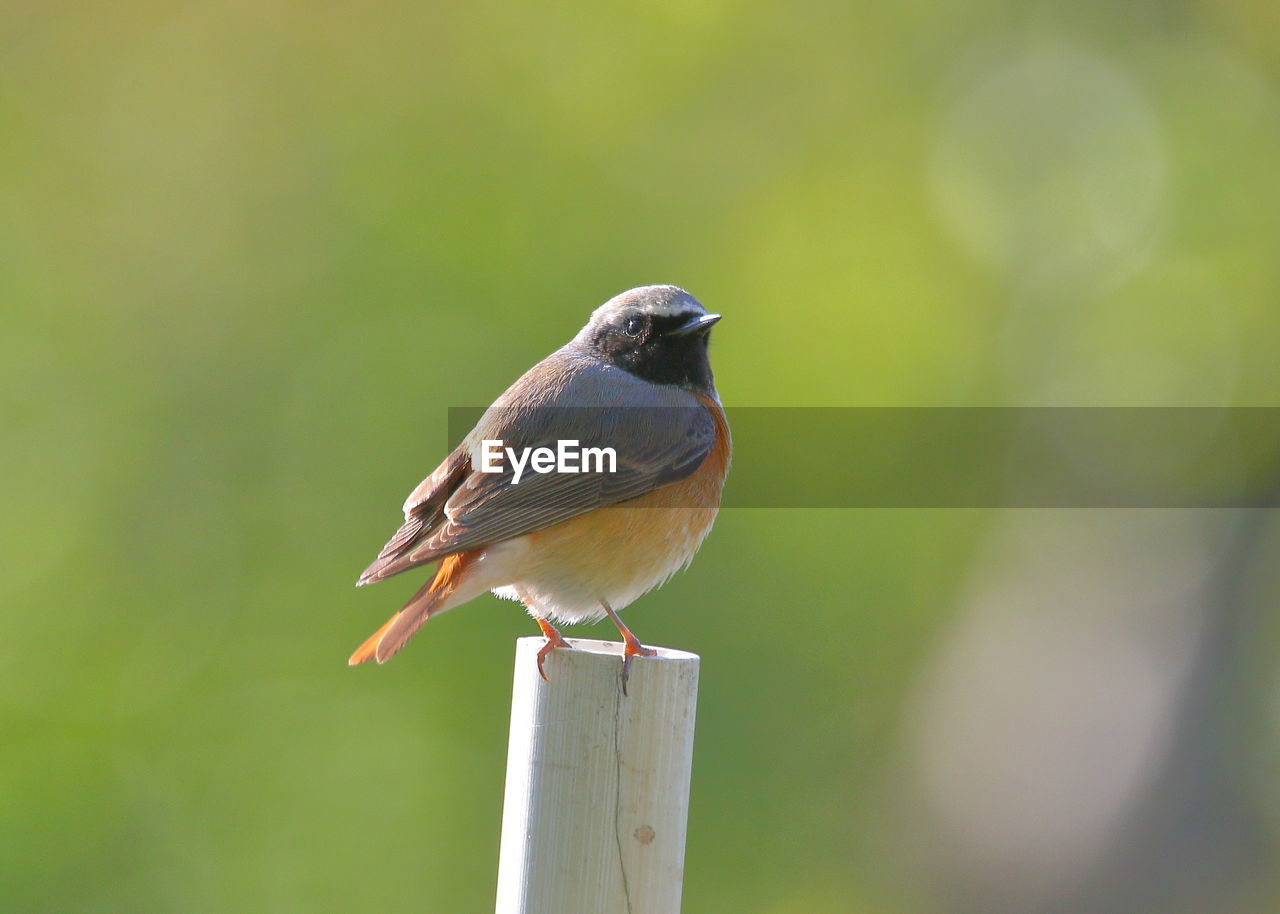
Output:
495,637,700,914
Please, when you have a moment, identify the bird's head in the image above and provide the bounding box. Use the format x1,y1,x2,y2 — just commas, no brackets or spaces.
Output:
574,285,721,391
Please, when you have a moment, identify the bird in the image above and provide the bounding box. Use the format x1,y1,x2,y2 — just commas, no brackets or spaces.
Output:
350,285,730,682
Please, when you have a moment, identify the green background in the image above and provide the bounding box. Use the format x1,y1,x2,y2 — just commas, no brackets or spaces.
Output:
4,2,1280,912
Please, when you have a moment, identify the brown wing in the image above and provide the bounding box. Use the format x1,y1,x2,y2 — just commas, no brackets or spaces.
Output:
402,407,713,563
356,350,718,587
356,446,469,585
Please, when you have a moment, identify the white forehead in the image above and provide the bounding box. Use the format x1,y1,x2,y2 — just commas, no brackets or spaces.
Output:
589,284,704,323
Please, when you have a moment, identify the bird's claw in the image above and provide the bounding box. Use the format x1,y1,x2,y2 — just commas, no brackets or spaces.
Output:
620,642,657,695
535,619,572,682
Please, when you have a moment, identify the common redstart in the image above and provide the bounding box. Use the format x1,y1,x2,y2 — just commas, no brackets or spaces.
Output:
351,285,730,680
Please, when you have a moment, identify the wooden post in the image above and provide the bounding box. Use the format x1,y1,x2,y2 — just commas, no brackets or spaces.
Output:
495,637,700,914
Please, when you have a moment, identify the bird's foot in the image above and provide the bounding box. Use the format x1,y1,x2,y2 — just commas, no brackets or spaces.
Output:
535,618,572,682
598,598,655,695
620,637,657,695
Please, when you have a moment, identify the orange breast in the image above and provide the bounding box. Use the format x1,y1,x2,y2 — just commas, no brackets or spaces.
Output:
516,395,730,617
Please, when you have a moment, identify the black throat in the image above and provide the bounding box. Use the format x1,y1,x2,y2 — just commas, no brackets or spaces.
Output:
588,324,716,393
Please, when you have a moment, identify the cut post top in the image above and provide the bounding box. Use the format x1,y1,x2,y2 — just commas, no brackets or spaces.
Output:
514,635,698,664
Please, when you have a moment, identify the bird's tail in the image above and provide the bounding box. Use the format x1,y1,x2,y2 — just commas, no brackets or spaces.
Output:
348,552,474,665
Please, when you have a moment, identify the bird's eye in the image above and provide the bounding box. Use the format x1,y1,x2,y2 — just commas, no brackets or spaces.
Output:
625,316,643,337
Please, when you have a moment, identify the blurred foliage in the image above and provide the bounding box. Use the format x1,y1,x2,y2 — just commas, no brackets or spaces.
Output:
3,1,1279,911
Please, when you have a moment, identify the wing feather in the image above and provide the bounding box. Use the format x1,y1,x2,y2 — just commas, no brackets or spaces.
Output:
356,446,470,585
357,350,718,584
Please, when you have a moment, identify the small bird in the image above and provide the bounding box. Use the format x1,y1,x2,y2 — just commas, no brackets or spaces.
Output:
351,285,730,680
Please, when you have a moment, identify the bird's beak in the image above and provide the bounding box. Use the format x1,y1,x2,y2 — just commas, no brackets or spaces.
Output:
669,312,722,336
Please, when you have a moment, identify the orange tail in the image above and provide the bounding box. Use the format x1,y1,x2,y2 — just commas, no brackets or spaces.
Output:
348,552,474,666
347,614,401,666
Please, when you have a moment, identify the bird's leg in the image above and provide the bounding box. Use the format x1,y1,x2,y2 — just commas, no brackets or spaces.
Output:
600,599,655,693
534,616,572,682
518,586,573,683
